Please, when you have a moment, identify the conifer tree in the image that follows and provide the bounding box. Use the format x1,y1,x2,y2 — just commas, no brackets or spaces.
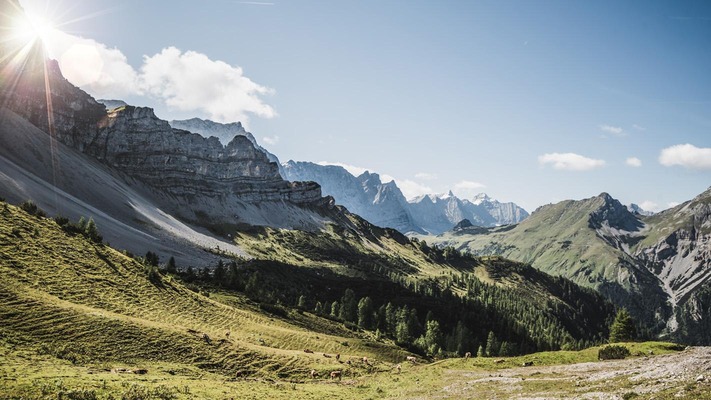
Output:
486,331,499,357
357,296,374,329
609,309,636,343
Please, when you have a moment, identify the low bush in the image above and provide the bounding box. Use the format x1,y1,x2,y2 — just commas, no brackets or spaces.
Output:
598,344,630,360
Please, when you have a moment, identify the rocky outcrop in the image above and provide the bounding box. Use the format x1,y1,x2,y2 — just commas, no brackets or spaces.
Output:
588,193,644,232
82,106,319,204
633,189,711,310
169,118,284,177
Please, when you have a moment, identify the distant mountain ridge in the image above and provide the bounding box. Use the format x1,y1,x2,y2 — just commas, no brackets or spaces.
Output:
421,189,711,342
282,161,529,234
282,161,423,233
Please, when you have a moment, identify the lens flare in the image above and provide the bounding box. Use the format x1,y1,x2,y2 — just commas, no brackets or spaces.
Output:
12,12,55,45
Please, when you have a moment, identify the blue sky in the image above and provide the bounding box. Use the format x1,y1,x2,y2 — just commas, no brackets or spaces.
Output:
19,0,711,212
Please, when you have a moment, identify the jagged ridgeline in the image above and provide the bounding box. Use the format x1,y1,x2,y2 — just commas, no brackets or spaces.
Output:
425,189,711,343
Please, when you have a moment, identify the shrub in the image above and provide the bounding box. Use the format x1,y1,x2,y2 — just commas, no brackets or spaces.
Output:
598,344,630,360
54,216,70,226
19,200,46,218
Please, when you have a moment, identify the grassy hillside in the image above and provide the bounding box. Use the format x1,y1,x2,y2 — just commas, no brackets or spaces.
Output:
1,200,704,399
418,194,671,330
0,200,412,382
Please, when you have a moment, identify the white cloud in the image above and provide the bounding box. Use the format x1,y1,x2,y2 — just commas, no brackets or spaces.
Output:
632,124,646,131
316,161,370,177
659,144,711,170
667,201,680,209
380,174,396,183
397,179,433,200
639,201,660,212
414,172,438,180
454,180,486,190
44,32,275,124
625,157,642,167
47,31,139,98
140,47,276,124
262,135,279,145
452,180,486,199
538,153,606,171
600,125,625,136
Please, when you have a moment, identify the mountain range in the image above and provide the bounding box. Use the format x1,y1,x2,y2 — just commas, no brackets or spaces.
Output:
282,161,529,234
420,189,711,342
0,0,708,360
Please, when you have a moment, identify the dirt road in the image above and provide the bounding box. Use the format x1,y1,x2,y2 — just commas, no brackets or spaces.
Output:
433,347,711,399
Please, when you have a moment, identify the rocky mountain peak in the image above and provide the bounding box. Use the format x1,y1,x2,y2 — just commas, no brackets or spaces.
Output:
588,193,643,232
627,203,654,216
472,193,492,205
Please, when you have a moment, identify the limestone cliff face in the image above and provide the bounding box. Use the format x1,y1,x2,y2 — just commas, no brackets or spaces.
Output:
87,106,320,204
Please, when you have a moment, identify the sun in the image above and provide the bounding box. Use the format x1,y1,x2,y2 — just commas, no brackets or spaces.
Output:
12,11,56,45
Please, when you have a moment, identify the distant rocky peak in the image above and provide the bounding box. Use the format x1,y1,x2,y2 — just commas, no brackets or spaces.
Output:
589,193,643,232
472,193,492,205
170,118,247,146
627,203,655,216
358,171,382,186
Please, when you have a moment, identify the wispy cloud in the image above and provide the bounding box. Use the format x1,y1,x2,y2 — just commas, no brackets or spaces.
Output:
538,152,606,171
262,135,279,145
397,180,433,200
452,180,486,200
632,124,646,131
599,124,625,136
454,180,486,190
316,161,370,177
639,200,659,212
668,201,680,208
140,47,276,124
45,33,275,125
414,172,438,180
625,157,642,167
659,144,711,170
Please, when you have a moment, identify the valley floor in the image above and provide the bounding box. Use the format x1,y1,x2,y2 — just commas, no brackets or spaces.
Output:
2,343,709,399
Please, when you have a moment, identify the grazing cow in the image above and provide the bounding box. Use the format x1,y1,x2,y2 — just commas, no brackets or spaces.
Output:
494,359,505,364
304,349,314,353
323,353,332,358
362,356,369,365
346,360,352,365
310,369,317,379
202,333,211,344
225,331,230,338
330,370,342,380
464,352,472,359
395,364,401,373
336,353,340,361
406,356,417,363
522,361,534,367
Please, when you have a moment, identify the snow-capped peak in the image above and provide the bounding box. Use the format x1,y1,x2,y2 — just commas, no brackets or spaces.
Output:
472,193,492,205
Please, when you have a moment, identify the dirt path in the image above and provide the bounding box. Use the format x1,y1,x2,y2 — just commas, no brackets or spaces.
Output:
433,347,711,399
